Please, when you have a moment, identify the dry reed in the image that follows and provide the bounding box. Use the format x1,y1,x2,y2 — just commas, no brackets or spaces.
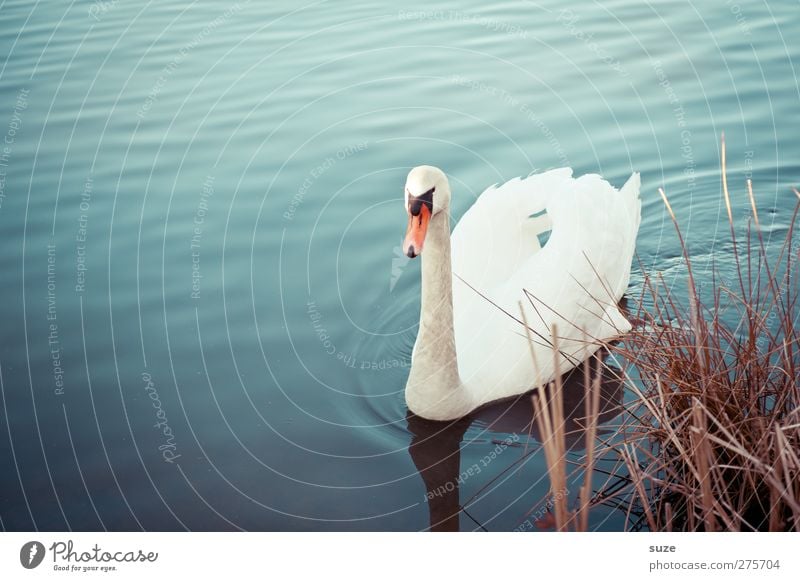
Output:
527,135,800,532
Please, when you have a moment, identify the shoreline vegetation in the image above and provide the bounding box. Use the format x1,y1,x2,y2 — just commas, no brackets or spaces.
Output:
528,135,799,531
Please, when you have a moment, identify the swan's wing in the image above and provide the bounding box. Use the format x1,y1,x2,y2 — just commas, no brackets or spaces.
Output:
524,171,641,298
454,171,641,405
450,168,572,291
502,171,642,343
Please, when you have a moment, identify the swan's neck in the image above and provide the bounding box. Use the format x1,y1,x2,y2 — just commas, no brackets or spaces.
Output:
406,211,472,420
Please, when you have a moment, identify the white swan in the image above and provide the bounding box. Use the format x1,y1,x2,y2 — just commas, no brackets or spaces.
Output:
402,166,641,421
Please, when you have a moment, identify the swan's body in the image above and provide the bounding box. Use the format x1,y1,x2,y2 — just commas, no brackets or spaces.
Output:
403,166,641,421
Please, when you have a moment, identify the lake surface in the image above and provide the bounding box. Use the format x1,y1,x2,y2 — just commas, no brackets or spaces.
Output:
0,0,797,531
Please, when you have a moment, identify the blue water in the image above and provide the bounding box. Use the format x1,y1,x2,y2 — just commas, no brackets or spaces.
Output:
0,0,797,531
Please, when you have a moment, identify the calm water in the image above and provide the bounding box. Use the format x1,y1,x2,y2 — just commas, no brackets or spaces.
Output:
0,0,797,531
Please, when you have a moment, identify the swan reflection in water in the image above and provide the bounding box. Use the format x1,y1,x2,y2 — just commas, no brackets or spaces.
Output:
407,356,624,531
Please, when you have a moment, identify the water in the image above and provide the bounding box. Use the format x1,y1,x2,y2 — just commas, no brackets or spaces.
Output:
0,0,797,531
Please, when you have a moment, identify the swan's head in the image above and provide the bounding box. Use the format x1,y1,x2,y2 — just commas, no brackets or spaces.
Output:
402,165,450,258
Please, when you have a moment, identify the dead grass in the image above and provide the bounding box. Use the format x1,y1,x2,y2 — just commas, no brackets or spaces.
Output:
529,135,800,531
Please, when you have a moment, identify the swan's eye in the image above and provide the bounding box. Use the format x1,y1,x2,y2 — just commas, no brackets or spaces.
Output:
408,186,435,216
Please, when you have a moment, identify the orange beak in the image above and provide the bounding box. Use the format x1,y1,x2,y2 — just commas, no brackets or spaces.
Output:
403,203,431,258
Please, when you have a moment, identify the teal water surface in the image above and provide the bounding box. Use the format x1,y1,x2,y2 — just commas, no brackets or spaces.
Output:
0,0,798,531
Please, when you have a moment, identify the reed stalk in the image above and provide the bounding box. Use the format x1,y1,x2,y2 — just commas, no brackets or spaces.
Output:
524,135,800,532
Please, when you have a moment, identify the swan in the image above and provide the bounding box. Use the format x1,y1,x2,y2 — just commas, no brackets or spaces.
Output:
402,165,641,421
